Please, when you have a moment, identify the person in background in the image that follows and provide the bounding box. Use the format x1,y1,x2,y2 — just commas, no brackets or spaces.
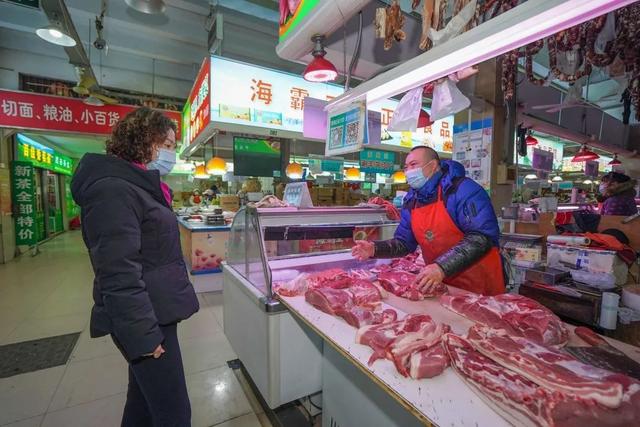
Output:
71,107,199,427
599,171,638,216
352,146,504,296
209,184,220,196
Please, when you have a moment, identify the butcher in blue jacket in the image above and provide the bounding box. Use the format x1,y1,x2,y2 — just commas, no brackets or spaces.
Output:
353,146,505,296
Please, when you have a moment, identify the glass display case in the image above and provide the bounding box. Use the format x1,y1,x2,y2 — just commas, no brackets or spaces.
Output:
222,206,398,408
226,205,398,309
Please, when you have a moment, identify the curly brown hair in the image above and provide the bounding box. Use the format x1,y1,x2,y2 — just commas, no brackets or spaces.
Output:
106,107,176,163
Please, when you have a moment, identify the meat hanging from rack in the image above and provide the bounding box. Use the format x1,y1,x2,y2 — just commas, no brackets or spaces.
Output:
503,3,640,119
384,0,406,50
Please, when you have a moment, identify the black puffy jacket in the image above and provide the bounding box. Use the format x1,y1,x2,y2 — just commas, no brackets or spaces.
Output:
71,153,199,361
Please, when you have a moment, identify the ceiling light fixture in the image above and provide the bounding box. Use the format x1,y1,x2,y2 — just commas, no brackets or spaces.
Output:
608,153,622,166
303,35,338,83
345,167,361,181
417,109,433,128
583,179,593,185
36,19,76,47
286,162,303,179
571,144,600,162
206,157,226,176
525,130,538,146
193,164,210,179
552,175,563,182
392,170,406,184
124,0,166,15
524,173,538,180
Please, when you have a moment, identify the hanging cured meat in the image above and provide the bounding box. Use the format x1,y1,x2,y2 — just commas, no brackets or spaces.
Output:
384,0,406,50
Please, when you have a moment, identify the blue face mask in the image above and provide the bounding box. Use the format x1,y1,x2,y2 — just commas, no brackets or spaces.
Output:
147,148,176,176
406,167,427,189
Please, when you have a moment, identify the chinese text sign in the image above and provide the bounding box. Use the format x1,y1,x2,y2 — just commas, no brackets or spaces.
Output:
11,161,37,246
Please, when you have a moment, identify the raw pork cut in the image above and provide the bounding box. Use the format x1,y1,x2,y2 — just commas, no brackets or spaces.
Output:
273,273,308,297
443,333,640,427
305,287,353,316
274,269,349,297
307,268,349,289
440,293,569,346
376,271,425,301
467,325,631,409
336,307,398,329
409,344,449,380
356,314,435,365
389,252,425,273
348,279,383,310
386,321,450,377
356,314,450,379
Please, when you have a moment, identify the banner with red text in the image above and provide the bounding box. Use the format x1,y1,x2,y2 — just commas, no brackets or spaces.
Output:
0,89,181,138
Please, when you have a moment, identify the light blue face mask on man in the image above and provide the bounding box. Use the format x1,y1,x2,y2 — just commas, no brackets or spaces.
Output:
406,167,427,189
148,148,176,176
405,160,436,189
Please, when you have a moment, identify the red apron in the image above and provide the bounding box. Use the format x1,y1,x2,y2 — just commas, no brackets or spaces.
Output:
410,186,505,296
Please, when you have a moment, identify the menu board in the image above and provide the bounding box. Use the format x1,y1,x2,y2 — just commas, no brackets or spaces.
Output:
233,137,282,177
452,118,493,190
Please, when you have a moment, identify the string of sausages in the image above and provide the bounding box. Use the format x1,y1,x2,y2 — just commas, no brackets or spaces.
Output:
501,3,640,120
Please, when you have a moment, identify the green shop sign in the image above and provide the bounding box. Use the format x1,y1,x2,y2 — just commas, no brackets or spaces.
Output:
2,0,40,9
16,135,73,176
359,149,396,174
11,161,37,246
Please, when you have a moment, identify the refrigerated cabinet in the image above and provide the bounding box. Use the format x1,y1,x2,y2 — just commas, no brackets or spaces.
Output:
222,206,397,408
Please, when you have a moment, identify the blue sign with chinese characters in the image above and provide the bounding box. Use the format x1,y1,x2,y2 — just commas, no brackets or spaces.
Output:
359,149,396,174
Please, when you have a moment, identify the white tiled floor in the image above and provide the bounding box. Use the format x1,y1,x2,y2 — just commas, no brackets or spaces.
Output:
0,232,269,427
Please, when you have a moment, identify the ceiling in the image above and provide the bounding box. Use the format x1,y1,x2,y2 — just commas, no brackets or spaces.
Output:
0,0,302,100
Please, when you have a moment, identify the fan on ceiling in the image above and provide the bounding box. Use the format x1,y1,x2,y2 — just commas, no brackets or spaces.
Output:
72,67,118,105
530,77,596,113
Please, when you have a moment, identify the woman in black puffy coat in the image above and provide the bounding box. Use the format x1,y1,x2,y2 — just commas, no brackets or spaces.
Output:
72,107,199,427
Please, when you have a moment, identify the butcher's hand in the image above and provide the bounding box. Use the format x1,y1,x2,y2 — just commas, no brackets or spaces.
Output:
351,240,375,261
413,263,445,293
144,344,165,359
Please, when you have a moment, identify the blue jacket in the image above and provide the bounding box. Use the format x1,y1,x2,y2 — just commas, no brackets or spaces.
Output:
394,160,500,250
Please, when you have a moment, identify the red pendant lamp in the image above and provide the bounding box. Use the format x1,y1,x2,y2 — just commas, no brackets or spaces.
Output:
571,144,599,162
417,109,433,128
303,35,337,82
608,153,622,166
525,130,538,146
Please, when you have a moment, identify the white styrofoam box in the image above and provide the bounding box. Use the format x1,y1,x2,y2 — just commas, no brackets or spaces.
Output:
547,244,629,286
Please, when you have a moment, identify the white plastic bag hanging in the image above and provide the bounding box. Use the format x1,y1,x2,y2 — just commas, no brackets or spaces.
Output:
595,12,615,53
387,86,424,132
428,0,477,47
430,77,470,121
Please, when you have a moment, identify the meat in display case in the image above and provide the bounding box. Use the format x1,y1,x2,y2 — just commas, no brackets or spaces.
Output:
222,206,398,408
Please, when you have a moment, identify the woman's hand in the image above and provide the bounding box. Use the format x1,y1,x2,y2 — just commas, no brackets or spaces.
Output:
145,344,165,359
351,240,375,261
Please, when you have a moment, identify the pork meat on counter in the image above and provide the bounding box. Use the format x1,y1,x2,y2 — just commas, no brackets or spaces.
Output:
440,293,569,347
